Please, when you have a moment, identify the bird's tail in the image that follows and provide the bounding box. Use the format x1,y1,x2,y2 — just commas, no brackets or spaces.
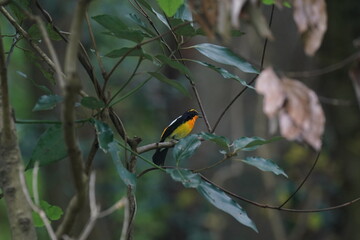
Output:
152,148,169,166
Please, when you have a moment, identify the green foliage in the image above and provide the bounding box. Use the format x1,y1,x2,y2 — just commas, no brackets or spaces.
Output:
80,97,105,110
156,0,184,17
191,60,254,89
108,142,136,188
156,55,191,76
242,156,288,177
32,200,63,227
28,23,62,41
149,72,189,96
232,136,282,152
32,95,63,111
199,132,230,150
167,169,258,232
92,14,145,42
25,125,67,170
191,43,260,74
172,134,201,165
92,119,114,152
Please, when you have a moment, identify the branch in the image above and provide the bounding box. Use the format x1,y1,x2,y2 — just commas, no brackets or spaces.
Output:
212,5,275,132
19,163,57,240
0,24,37,240
56,0,92,237
0,6,65,79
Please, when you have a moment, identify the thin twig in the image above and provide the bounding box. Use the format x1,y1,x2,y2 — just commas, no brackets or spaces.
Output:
0,6,64,78
78,172,99,240
19,165,57,240
286,51,360,78
278,151,321,208
212,5,275,132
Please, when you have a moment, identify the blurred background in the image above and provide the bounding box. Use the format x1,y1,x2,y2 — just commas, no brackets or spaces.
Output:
1,0,360,239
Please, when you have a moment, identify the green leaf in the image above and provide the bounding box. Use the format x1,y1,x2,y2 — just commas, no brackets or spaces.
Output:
9,0,30,22
92,119,114,152
26,125,67,170
192,60,254,89
167,169,201,188
242,157,288,178
199,132,230,149
191,43,259,74
156,55,191,75
32,95,63,111
108,142,136,188
168,19,201,37
173,134,201,164
32,200,63,227
28,23,62,41
156,0,184,17
80,97,105,110
233,136,282,152
16,71,52,94
166,168,258,232
105,47,153,61
149,72,189,96
197,181,258,232
92,15,144,42
174,4,193,22
129,13,156,37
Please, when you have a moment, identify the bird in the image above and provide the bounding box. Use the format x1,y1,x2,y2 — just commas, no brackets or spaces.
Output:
152,109,201,166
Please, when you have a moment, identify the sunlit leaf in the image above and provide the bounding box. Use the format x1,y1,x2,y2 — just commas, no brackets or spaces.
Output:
167,168,258,232
26,125,67,170
173,134,201,164
191,43,259,74
156,0,184,17
33,200,63,227
149,72,189,96
32,95,63,111
108,142,136,188
81,97,105,110
200,132,230,149
242,156,288,178
192,60,254,89
92,119,114,152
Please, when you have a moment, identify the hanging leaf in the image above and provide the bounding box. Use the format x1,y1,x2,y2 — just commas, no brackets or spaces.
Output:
255,67,325,150
167,168,258,232
81,97,105,110
26,125,67,170
108,142,136,188
293,0,327,56
232,136,282,152
200,132,230,149
197,181,258,232
173,134,201,164
92,119,114,152
32,200,63,227
92,14,144,42
156,55,191,76
156,0,184,17
32,95,63,111
191,43,259,74
149,72,190,96
28,23,62,41
242,156,288,178
192,60,254,89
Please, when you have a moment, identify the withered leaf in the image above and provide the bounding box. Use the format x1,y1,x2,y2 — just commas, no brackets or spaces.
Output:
188,0,218,39
293,0,327,56
256,67,325,151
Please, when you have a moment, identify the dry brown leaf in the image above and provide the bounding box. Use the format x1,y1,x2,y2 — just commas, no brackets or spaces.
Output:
248,1,274,40
256,67,325,150
188,0,218,39
293,0,327,56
